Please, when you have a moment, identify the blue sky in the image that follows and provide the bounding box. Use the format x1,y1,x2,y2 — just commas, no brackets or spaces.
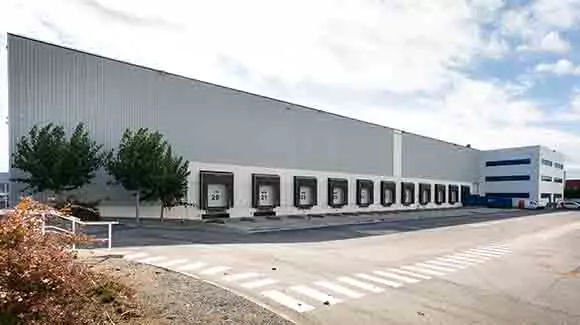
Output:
0,0,579,177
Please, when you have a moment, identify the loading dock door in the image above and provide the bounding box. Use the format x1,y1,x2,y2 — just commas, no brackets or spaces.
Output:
258,184,274,207
384,189,393,204
450,191,457,203
422,190,429,204
299,186,313,206
404,188,412,204
332,187,345,206
360,188,369,205
207,184,228,208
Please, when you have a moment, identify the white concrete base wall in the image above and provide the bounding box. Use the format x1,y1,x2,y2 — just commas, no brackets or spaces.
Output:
97,161,473,220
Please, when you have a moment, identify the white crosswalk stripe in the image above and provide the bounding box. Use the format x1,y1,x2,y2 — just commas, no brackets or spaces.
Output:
200,266,231,275
425,260,468,269
447,255,486,263
401,265,446,276
262,290,315,313
388,268,432,280
154,258,189,268
290,285,342,305
452,254,488,262
436,256,478,266
373,270,421,283
137,256,167,264
124,252,148,260
475,248,509,254
337,277,384,293
314,281,365,299
479,246,510,252
415,262,457,273
466,249,504,257
240,278,279,289
176,262,207,271
223,272,262,282
355,273,402,288
456,252,491,260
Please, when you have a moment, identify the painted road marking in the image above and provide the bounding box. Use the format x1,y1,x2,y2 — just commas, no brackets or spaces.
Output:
448,255,486,263
290,285,343,305
466,249,504,257
222,272,262,282
337,277,385,293
389,268,432,280
155,258,189,268
124,252,148,260
373,270,421,284
137,256,167,264
437,256,478,266
452,254,488,262
476,248,509,254
426,259,468,269
240,278,279,289
262,290,315,313
401,265,446,276
457,252,493,260
314,281,365,299
200,266,231,275
415,262,458,273
355,273,403,288
480,246,510,252
177,262,207,271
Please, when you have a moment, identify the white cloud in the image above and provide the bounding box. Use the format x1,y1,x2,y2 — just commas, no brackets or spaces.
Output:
516,31,571,53
535,59,580,75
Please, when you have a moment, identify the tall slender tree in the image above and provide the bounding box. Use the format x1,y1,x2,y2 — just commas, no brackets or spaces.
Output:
149,146,190,221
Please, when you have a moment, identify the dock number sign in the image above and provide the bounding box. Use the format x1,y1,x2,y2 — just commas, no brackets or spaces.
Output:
207,184,227,208
299,186,312,205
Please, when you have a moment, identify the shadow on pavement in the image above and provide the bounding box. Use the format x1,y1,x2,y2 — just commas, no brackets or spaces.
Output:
81,209,557,249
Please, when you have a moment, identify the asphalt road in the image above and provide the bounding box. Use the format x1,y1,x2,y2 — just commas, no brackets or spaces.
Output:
97,210,580,324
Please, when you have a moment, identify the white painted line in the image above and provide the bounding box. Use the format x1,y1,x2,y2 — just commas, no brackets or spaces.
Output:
200,266,231,275
476,247,509,254
154,258,189,268
355,273,402,288
337,277,385,293
479,246,510,252
176,262,207,271
314,281,365,299
466,249,504,257
373,270,421,284
240,278,279,289
137,256,167,264
415,262,457,273
401,265,446,276
436,257,477,266
124,252,148,260
457,252,492,260
290,285,342,305
447,255,486,264
487,244,510,249
222,272,262,282
425,260,468,269
262,290,315,313
452,254,488,262
388,268,432,280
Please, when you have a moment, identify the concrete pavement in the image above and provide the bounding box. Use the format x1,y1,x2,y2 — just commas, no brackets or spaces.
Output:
98,210,580,324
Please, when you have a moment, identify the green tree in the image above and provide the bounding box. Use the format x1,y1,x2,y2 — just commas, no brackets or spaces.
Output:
105,128,168,222
150,146,190,221
11,123,104,198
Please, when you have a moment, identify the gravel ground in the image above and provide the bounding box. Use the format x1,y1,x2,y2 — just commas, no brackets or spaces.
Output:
83,255,294,325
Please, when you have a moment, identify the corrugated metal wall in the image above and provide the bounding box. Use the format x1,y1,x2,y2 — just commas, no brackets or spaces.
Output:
401,132,479,182
9,35,402,202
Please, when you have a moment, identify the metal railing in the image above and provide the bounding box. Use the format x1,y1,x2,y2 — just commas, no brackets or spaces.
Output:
41,211,118,250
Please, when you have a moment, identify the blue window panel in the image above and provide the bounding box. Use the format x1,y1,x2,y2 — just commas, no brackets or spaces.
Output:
485,175,530,182
486,159,531,166
486,192,530,198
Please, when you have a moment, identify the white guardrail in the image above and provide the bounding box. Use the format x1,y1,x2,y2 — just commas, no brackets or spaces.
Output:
41,211,118,250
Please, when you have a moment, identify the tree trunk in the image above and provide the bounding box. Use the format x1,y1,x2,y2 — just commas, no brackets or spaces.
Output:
160,204,165,222
135,191,141,223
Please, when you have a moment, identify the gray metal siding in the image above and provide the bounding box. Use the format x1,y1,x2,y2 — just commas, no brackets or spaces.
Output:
8,35,395,201
401,133,479,182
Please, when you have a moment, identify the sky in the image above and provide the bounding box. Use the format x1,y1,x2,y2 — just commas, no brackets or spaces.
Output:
0,0,579,178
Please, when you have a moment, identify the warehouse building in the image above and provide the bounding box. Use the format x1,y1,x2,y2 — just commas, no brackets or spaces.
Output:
3,34,567,219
